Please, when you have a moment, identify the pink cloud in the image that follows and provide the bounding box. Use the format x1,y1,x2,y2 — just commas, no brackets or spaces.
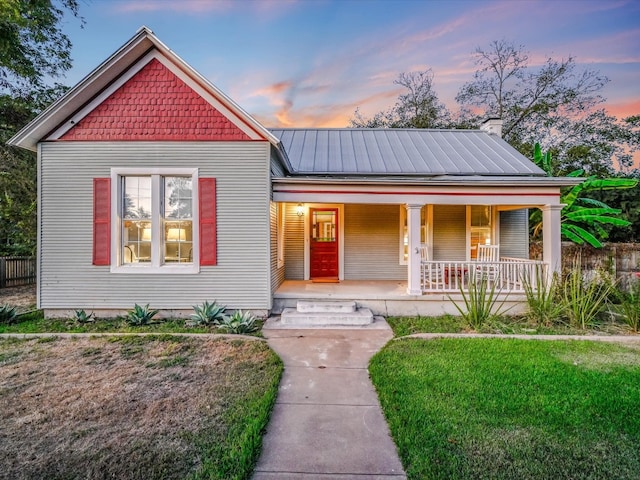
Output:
252,80,294,97
253,88,403,128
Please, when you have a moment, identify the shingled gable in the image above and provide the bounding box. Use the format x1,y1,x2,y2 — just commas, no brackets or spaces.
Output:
7,26,281,150
60,58,251,141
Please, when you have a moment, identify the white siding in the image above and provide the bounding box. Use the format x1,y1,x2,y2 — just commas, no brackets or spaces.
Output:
500,209,529,258
344,204,406,280
433,205,466,260
270,202,285,294
284,204,304,280
39,141,271,310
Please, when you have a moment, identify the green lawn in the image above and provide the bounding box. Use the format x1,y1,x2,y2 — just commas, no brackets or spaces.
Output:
386,314,629,337
370,338,640,480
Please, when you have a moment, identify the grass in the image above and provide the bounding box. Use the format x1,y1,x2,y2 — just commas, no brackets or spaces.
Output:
0,310,265,335
369,337,640,480
0,335,282,480
386,314,632,337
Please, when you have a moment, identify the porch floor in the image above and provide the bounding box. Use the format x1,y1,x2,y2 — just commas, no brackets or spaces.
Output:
274,280,411,300
272,280,526,317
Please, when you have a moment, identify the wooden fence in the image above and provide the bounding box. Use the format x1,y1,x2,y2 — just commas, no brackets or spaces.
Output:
0,257,36,288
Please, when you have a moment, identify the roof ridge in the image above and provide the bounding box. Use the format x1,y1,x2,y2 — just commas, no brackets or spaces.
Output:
268,127,481,133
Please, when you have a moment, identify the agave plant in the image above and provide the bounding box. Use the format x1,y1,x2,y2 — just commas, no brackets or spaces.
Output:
187,300,226,327
530,143,637,248
217,310,259,334
0,304,18,325
126,303,159,326
74,309,95,323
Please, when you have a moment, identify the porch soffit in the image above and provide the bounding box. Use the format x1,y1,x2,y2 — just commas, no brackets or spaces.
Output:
272,179,563,206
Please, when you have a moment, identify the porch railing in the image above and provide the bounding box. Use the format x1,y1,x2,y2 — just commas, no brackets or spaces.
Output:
0,256,36,288
421,257,546,294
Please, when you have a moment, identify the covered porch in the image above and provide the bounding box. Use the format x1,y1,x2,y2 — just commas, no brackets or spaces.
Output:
272,184,563,298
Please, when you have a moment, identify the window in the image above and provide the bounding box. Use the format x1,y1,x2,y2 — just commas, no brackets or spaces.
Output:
110,168,200,273
469,205,493,259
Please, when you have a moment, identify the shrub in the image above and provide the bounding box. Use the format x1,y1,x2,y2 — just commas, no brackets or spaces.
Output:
612,277,640,332
74,309,95,324
562,262,616,329
217,310,259,334
187,300,226,327
126,304,159,326
522,268,564,326
0,304,18,325
449,275,509,330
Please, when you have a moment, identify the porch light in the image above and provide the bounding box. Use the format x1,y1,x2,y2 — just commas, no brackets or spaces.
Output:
485,237,491,245
296,203,304,217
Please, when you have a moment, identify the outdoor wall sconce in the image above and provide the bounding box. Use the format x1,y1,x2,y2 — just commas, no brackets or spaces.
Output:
296,203,304,217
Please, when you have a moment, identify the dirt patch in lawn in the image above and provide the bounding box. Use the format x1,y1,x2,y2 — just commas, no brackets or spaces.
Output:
0,335,280,480
0,284,36,311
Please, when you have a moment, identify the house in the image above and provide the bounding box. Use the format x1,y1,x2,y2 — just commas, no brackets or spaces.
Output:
8,27,576,318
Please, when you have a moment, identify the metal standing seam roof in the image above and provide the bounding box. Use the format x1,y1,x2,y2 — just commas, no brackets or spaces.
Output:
269,128,546,177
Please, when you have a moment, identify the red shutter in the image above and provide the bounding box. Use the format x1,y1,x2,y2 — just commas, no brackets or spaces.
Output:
199,178,217,266
93,178,111,266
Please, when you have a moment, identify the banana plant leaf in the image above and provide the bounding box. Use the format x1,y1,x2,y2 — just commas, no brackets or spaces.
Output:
564,206,621,215
564,214,630,226
563,177,638,210
562,224,602,248
575,197,610,208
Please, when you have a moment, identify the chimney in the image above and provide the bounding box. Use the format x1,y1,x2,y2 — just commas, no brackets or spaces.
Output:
480,118,503,137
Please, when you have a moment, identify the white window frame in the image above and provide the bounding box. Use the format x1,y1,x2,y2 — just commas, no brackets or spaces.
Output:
110,168,199,274
467,205,495,260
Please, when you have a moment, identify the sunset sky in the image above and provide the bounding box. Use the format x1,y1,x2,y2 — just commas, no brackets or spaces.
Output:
62,0,639,128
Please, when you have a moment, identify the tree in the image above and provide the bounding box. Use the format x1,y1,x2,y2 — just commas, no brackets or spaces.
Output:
0,1,82,255
351,69,450,128
455,40,640,177
530,144,638,248
0,0,82,94
0,94,38,255
455,40,608,147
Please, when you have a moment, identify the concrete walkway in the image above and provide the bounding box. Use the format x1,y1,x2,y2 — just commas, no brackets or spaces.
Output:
253,319,406,479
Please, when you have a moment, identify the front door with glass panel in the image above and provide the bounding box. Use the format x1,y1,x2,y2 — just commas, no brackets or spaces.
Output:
310,208,339,279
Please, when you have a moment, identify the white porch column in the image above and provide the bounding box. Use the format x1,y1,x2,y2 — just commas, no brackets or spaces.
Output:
406,204,423,295
542,204,563,277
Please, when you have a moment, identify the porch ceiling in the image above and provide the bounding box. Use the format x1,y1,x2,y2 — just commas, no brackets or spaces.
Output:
272,179,564,206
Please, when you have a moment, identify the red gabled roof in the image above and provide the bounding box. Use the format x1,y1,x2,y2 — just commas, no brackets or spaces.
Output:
61,58,251,141
7,27,284,151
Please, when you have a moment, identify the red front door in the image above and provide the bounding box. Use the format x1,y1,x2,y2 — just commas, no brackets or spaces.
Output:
310,208,339,279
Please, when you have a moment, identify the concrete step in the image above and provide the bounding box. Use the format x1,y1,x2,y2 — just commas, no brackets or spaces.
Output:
280,307,374,327
296,300,357,313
